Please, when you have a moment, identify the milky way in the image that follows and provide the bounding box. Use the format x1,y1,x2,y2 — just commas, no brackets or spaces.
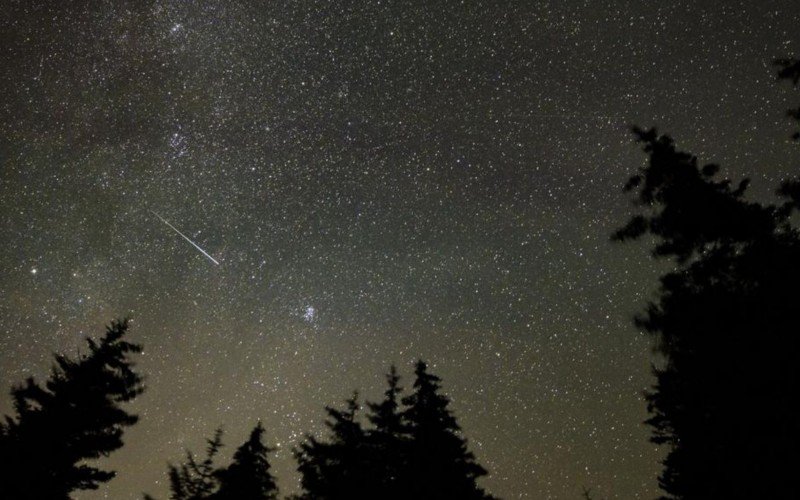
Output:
1,1,799,498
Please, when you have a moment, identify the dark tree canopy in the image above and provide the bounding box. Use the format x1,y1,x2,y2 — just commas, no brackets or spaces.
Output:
614,60,800,498
401,361,492,500
215,422,279,500
0,318,144,499
776,57,800,139
165,424,278,500
367,365,404,437
168,428,225,500
365,365,409,498
294,362,494,500
294,392,376,499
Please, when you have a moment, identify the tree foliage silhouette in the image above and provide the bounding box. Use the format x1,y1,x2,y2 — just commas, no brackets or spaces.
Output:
168,428,224,500
165,424,278,500
365,365,408,498
367,365,404,438
215,422,279,500
294,392,375,499
0,318,144,499
294,362,494,499
776,57,800,139
614,60,800,498
401,360,491,500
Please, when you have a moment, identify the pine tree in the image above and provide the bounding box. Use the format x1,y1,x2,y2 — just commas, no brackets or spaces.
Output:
168,428,224,500
294,392,372,499
0,318,144,499
364,366,409,499
401,360,492,500
368,366,404,436
214,422,279,500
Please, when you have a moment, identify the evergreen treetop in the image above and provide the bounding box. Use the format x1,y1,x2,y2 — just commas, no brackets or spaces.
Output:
215,422,279,500
166,424,279,500
0,318,144,499
295,361,494,500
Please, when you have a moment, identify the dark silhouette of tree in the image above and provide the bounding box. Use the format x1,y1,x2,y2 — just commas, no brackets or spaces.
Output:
294,363,495,499
401,360,493,500
168,428,224,500
367,365,404,438
776,57,800,139
294,392,374,499
163,423,278,500
774,57,800,213
215,422,279,500
0,318,144,499
614,58,800,498
364,365,409,499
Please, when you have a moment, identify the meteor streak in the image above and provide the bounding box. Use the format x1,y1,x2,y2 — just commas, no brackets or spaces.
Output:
151,211,220,265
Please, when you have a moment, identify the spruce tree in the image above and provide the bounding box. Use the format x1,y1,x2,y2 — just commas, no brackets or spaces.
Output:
214,422,279,500
367,365,405,436
401,360,492,500
365,366,409,499
167,428,224,500
0,318,144,499
294,392,372,499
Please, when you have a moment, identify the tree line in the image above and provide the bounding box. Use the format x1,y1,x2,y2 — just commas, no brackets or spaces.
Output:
0,320,493,499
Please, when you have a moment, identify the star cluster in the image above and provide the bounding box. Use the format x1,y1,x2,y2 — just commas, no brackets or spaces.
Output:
1,1,799,498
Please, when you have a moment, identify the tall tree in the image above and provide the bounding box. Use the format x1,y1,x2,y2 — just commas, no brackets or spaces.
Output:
364,366,409,499
401,360,492,500
163,424,279,500
615,92,800,496
367,366,404,437
294,392,373,499
215,422,279,500
167,428,224,500
0,318,144,499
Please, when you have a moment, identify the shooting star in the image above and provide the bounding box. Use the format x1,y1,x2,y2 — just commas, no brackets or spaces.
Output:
151,211,220,265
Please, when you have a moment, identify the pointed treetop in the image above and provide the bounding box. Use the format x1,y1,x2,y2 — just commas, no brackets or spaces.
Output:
367,365,404,434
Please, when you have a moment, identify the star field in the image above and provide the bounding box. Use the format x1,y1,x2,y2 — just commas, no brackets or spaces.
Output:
2,1,799,498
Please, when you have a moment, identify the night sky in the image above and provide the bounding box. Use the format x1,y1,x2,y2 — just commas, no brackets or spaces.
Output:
2,1,799,498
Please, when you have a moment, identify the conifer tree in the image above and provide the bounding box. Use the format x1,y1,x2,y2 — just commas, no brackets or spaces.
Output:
167,428,224,500
401,360,492,500
294,392,372,499
365,366,409,499
0,318,144,499
614,58,800,496
214,422,279,500
367,365,404,436
294,363,496,499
